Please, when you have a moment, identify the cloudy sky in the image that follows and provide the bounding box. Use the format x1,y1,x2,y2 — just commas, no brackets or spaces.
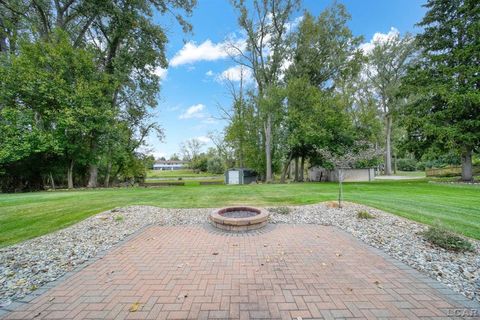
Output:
146,0,427,159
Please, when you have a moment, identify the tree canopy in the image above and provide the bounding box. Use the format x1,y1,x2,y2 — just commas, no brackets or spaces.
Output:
402,0,480,181
0,0,196,191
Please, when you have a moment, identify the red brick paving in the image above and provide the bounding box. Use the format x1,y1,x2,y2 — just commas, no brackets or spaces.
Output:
1,225,475,319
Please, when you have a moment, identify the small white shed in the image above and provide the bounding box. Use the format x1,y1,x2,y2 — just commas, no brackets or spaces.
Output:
225,168,257,185
308,167,375,182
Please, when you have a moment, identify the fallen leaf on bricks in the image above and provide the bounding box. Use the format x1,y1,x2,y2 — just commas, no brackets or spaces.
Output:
129,302,141,312
373,281,383,289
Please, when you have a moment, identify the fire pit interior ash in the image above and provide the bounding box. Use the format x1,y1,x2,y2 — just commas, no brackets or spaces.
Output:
220,210,257,218
210,206,269,232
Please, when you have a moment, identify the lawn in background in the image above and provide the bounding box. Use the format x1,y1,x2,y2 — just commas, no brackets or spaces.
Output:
146,169,220,179
395,171,426,177
0,180,479,247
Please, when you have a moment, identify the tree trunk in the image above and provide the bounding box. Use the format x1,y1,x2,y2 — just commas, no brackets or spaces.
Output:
393,153,397,174
49,172,55,190
461,148,473,182
384,115,393,175
0,17,7,52
87,164,98,188
299,157,305,182
67,159,74,189
264,114,273,182
104,161,112,187
238,136,244,168
294,157,299,182
280,152,293,183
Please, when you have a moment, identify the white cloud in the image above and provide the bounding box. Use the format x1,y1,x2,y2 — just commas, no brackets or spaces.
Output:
206,70,214,77
170,40,229,67
217,65,253,83
196,136,211,144
170,38,246,67
179,103,206,119
285,15,304,33
152,66,168,81
202,117,218,124
360,27,400,54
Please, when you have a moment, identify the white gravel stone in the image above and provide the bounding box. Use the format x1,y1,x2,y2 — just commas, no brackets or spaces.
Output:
0,202,478,308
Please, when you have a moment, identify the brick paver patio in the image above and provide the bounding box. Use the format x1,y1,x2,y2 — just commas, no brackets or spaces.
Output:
1,224,478,319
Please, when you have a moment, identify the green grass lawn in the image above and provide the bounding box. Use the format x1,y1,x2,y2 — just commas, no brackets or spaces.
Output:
396,171,426,177
146,169,220,178
0,180,479,247
144,179,224,186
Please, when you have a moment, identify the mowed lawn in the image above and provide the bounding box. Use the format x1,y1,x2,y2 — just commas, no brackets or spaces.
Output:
146,169,220,179
0,180,479,247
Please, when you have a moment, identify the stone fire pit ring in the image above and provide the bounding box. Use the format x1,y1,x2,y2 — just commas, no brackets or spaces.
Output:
210,206,269,232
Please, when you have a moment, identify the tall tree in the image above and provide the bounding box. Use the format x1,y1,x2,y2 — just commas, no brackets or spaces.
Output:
0,31,111,191
0,0,196,191
230,0,299,182
403,0,479,181
282,3,363,181
287,6,363,90
220,66,250,168
364,30,416,175
180,138,205,161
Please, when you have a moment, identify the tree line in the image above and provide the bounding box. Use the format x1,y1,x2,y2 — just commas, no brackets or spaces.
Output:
221,0,479,182
0,0,196,192
1,0,478,192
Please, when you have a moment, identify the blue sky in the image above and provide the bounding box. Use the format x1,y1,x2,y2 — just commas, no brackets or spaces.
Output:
146,0,427,159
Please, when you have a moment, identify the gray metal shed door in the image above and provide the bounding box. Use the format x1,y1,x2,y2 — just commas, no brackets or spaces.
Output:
228,170,240,184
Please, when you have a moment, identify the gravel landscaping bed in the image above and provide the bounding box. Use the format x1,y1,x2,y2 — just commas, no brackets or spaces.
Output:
1,202,479,308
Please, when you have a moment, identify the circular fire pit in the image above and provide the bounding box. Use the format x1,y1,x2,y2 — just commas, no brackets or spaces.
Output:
210,206,269,232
